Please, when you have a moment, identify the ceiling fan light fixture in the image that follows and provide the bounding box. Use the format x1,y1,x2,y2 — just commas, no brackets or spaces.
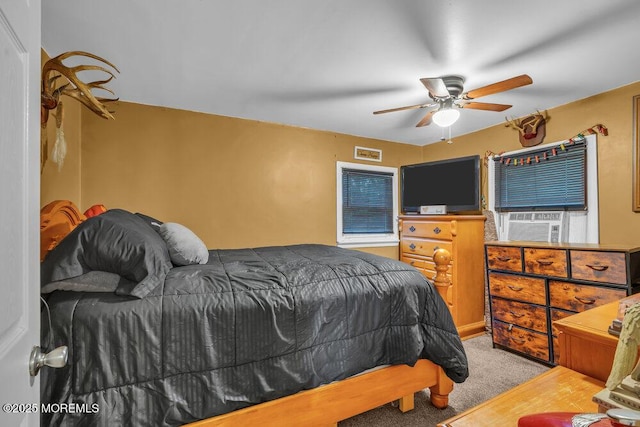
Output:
432,107,460,127
374,74,532,129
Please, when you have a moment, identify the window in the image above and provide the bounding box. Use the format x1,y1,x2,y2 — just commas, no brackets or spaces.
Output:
494,139,587,211
488,135,599,243
336,161,398,248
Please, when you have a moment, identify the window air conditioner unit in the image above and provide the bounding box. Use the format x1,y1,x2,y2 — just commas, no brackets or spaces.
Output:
504,212,568,243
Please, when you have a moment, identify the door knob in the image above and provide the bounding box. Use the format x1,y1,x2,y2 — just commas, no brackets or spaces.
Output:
29,345,68,377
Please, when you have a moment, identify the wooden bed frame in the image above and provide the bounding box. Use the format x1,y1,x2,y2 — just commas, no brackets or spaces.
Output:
40,200,86,261
39,202,455,427
186,249,455,427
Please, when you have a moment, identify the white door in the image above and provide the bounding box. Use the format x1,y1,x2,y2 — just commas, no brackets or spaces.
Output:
0,0,41,426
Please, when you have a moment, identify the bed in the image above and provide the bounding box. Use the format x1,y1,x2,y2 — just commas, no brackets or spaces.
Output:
39,204,468,426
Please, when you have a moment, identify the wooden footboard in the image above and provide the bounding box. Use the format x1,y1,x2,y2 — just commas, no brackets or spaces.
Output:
185,360,453,427
185,248,454,427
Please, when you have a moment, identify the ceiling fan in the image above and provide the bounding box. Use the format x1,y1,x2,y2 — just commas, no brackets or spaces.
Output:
373,74,533,127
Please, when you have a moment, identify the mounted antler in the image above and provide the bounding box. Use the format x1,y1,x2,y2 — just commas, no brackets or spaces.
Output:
505,110,549,138
41,51,119,172
505,110,549,147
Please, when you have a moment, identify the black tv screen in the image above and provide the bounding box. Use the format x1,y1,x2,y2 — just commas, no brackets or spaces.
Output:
401,155,480,214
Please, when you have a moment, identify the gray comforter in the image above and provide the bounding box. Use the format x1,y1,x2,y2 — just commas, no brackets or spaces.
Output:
41,243,468,426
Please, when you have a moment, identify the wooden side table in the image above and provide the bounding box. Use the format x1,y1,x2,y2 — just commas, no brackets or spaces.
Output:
554,300,622,382
437,366,604,427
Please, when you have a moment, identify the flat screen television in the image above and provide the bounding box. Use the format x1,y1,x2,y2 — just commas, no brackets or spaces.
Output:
401,155,481,214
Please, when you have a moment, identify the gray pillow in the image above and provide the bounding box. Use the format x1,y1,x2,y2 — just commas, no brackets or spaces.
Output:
158,222,209,266
41,209,173,299
42,271,134,293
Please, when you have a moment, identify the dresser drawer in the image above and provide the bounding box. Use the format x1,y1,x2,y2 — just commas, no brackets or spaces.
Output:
486,246,522,272
549,280,626,312
570,250,628,285
401,255,429,270
401,256,452,280
401,238,453,259
550,308,574,365
524,248,568,278
415,266,452,283
419,269,453,283
421,262,453,282
492,320,549,361
488,272,546,305
550,308,574,339
491,297,547,333
402,221,453,240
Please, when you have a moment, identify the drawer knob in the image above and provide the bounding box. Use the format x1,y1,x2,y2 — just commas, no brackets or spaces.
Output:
509,310,525,318
433,227,441,234
574,296,596,305
586,264,609,272
409,226,416,232
410,261,415,266
497,256,511,262
507,285,524,292
536,259,554,266
409,243,416,250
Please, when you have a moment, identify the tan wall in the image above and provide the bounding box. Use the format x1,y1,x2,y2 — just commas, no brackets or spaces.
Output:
422,81,640,246
78,102,422,258
40,50,82,206
42,75,640,253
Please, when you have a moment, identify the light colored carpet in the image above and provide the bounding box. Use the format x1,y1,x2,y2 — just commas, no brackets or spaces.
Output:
338,333,549,426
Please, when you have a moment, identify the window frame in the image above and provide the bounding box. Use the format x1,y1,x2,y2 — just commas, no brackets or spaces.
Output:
493,140,587,211
488,134,599,243
336,161,399,248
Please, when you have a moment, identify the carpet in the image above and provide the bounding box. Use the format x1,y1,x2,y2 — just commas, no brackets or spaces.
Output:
338,333,549,426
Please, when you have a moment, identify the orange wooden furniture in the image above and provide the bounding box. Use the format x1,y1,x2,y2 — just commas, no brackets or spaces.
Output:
40,200,86,261
399,215,486,338
184,249,456,426
485,241,640,364
187,358,452,427
437,366,604,427
554,300,640,383
39,201,460,427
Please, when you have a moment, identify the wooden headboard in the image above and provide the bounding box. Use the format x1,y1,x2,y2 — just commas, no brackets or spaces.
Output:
40,200,86,261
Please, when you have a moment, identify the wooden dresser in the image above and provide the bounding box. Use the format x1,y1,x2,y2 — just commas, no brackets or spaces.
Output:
486,241,640,364
399,215,485,338
554,300,624,382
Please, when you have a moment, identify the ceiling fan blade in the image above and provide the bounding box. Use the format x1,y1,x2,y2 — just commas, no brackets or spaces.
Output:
416,110,435,127
463,74,532,100
461,102,512,112
373,103,433,115
420,77,450,98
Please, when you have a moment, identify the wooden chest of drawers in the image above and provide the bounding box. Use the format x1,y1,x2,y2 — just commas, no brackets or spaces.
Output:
399,215,485,338
486,241,640,364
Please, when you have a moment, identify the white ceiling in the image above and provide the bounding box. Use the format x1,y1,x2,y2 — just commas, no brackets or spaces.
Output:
42,1,640,146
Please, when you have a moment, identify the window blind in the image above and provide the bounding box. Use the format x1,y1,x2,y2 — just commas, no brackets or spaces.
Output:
342,168,394,234
494,141,587,211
